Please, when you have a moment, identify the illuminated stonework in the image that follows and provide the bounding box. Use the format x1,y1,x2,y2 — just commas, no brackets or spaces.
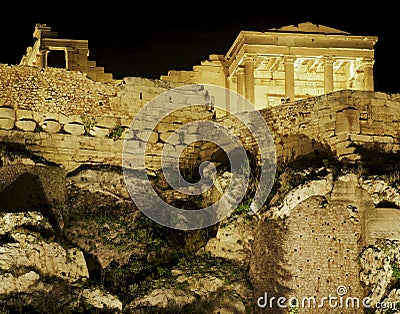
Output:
161,22,378,110
18,22,378,111
20,24,113,83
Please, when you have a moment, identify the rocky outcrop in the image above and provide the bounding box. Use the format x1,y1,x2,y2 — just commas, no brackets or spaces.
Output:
0,211,122,312
359,239,400,308
1,137,400,313
126,252,253,313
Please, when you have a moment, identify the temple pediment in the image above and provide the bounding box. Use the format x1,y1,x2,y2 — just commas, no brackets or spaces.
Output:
268,22,350,35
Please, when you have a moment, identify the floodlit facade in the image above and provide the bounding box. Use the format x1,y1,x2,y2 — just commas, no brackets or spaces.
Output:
161,22,378,111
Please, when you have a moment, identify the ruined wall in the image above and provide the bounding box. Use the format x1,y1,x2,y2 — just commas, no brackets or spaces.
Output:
160,54,226,86
218,90,400,165
0,64,214,172
2,63,400,174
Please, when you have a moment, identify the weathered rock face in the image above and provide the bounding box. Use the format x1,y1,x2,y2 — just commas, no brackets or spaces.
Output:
0,163,66,234
1,138,400,313
125,252,253,313
0,211,122,312
0,230,89,283
249,164,400,313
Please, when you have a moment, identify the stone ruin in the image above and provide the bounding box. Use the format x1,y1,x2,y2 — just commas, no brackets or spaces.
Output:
20,23,113,83
1,21,400,313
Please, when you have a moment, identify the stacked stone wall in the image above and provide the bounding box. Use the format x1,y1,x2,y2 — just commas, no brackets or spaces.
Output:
0,65,214,172
216,90,400,166
2,64,400,174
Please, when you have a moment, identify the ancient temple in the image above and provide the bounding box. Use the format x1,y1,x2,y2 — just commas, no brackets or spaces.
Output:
19,22,378,111
20,23,113,83
161,22,378,111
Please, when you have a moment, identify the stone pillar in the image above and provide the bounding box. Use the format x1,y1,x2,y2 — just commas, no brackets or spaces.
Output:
65,48,75,70
363,58,374,91
284,56,295,101
324,56,334,94
224,76,233,114
244,57,255,105
37,49,48,69
236,67,245,112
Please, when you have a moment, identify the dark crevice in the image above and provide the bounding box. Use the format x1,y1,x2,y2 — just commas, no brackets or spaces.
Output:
66,163,123,177
0,232,18,245
0,142,58,166
376,200,400,209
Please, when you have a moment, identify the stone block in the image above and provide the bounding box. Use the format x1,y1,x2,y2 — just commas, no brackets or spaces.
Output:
34,112,59,123
374,92,389,100
89,126,110,138
349,134,374,143
137,130,158,143
0,118,14,130
63,123,85,135
15,120,37,132
15,109,33,120
156,121,174,134
159,131,178,143
0,108,15,119
40,120,61,134
335,109,360,135
68,114,84,123
96,116,119,129
58,114,69,125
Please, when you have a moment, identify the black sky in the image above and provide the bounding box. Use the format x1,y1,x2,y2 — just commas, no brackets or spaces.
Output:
1,6,398,93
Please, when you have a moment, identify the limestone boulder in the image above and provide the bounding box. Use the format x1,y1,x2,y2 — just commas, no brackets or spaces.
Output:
81,288,123,311
0,107,15,119
40,119,61,133
15,119,37,131
0,118,15,130
63,122,85,135
0,231,89,282
89,125,110,137
0,271,41,295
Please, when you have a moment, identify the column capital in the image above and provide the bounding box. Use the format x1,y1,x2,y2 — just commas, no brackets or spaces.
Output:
363,57,375,65
38,48,49,55
323,55,335,63
243,54,256,64
283,55,296,63
236,66,245,75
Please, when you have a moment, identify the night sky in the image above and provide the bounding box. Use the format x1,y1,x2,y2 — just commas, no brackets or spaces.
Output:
1,6,398,93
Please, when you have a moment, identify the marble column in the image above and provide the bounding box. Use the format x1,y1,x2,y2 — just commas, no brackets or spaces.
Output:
284,56,295,101
363,58,374,91
244,57,255,105
236,67,245,112
324,56,334,94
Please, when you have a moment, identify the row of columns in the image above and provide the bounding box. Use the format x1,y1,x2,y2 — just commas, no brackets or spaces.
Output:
35,47,77,70
235,55,375,105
